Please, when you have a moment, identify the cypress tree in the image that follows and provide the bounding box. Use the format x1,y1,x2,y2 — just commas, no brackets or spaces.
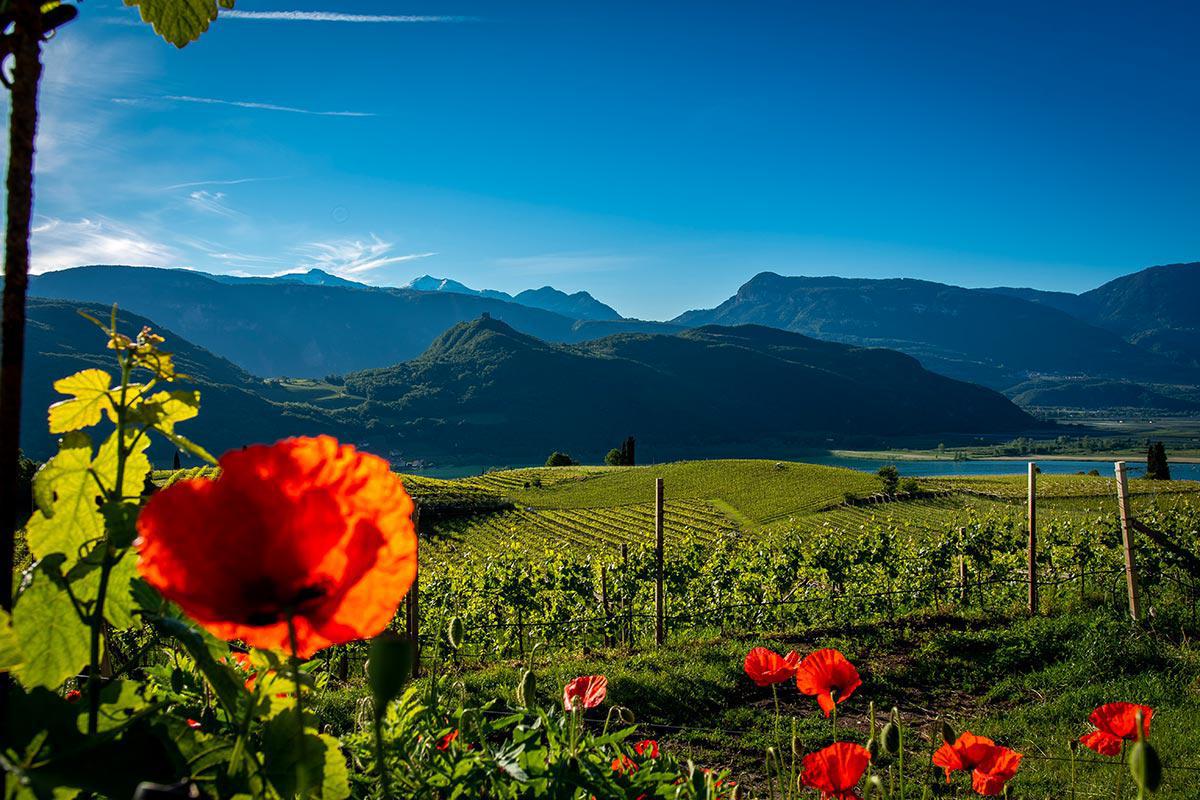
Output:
1146,442,1158,479
1155,442,1171,481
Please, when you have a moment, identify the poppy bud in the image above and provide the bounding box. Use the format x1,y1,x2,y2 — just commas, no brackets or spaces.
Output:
766,746,782,772
459,708,478,731
447,617,464,650
1129,741,1162,792
516,669,536,707
864,775,885,799
367,632,414,713
940,719,956,745
881,722,901,755
618,706,636,724
866,738,880,759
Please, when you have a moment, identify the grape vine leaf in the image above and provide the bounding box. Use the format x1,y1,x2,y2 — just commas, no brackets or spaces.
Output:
13,571,90,689
25,432,104,568
0,608,24,672
123,0,235,48
47,369,115,433
93,429,151,501
135,389,200,435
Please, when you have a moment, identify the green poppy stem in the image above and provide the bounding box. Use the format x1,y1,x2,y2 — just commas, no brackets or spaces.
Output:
1116,741,1125,799
831,704,838,743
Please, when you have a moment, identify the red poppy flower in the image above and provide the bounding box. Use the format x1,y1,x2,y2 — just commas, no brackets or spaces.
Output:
65,689,81,703
794,648,862,717
801,742,871,799
932,732,999,782
437,729,459,751
563,675,608,711
744,647,799,687
136,436,417,658
186,719,202,730
971,746,1022,797
1080,703,1154,756
634,739,659,758
612,754,638,774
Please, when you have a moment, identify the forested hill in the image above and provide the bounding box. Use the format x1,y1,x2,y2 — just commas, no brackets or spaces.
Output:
336,317,1037,463
20,299,350,461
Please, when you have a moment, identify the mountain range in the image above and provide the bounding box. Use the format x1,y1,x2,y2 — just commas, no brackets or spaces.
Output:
406,275,622,321
25,260,1200,416
18,300,1036,464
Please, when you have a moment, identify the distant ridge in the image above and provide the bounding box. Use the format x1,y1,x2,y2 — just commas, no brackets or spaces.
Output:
406,274,622,320
674,271,1189,390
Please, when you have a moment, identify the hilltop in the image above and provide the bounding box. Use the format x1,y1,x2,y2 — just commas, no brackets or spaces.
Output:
338,316,1036,462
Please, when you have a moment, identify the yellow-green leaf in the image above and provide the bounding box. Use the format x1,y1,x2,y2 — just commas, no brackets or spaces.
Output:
26,432,104,567
124,0,230,48
73,550,141,632
93,430,151,500
0,608,24,672
135,389,200,435
13,571,89,689
47,369,114,433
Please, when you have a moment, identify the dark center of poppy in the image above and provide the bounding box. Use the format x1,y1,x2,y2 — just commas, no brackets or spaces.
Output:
242,579,331,626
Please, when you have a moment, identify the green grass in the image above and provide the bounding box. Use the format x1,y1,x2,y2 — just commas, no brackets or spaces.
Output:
500,460,881,525
428,609,1200,799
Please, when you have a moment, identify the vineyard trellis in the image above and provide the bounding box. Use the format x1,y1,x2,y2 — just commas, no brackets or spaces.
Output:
379,462,1200,667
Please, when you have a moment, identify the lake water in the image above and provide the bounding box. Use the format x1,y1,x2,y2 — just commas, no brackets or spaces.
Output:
399,456,1200,481
806,454,1200,481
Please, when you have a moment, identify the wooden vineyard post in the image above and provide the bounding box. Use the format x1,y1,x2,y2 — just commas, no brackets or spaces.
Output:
406,507,421,677
958,527,968,606
1027,462,1038,615
655,478,665,646
1114,461,1142,622
621,542,631,646
600,565,613,647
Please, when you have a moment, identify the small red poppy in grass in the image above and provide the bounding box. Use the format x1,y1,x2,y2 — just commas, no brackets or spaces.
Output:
612,754,638,774
136,436,417,658
971,746,1023,797
436,729,459,751
801,742,871,799
1080,702,1154,756
65,689,81,703
794,648,862,717
933,732,1001,782
744,647,799,687
186,719,202,730
563,675,608,711
634,739,659,758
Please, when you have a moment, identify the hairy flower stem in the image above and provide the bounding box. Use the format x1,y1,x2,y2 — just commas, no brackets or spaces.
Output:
831,705,838,743
288,616,308,796
372,715,391,799
1115,742,1125,799
772,685,781,749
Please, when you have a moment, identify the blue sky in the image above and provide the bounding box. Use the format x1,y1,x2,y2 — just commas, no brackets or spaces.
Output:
21,0,1200,319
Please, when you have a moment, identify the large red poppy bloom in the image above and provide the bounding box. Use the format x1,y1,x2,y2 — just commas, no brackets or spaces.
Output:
744,647,799,687
1080,702,1154,756
794,648,862,717
971,747,1022,797
801,742,871,799
932,732,1000,782
563,675,608,711
136,436,417,658
634,739,659,758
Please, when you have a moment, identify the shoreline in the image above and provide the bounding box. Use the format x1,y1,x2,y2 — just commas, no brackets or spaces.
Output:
830,449,1200,465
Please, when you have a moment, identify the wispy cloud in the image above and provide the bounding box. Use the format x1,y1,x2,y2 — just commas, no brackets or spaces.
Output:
187,190,240,218
31,217,177,273
163,176,281,191
114,95,373,118
298,235,436,277
221,10,475,23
